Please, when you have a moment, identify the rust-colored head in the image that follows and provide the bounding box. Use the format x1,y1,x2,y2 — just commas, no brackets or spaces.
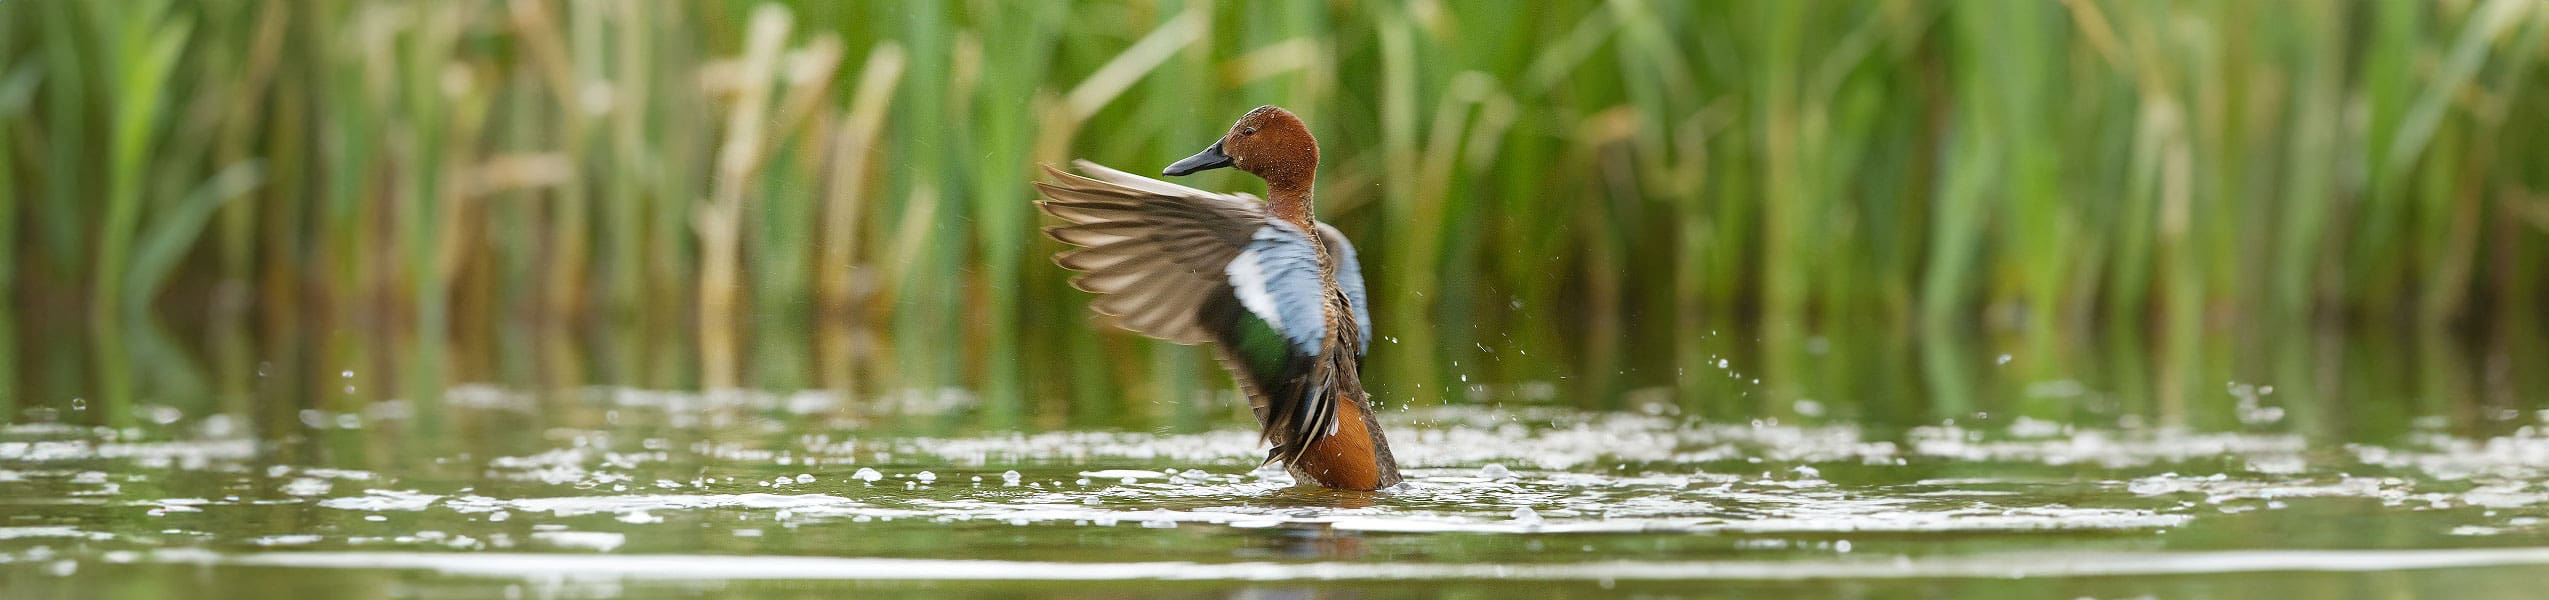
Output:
1162,106,1320,190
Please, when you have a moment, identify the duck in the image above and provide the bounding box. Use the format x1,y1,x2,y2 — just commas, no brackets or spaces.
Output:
1033,106,1402,491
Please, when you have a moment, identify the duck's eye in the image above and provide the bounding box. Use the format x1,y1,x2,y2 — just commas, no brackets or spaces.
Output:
1242,127,1258,136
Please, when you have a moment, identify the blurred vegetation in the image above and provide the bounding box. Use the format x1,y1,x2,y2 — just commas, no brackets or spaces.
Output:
4,0,2548,426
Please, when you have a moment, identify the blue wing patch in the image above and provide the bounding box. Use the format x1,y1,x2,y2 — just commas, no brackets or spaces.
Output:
1319,224,1372,356
1224,222,1329,357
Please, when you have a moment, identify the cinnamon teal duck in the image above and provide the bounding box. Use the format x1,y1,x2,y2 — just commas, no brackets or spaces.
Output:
1033,106,1402,491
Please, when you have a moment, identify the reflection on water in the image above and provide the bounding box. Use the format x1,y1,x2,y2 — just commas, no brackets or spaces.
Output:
12,287,2549,439
4,320,2549,596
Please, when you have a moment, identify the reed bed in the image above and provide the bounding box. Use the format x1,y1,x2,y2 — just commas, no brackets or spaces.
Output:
3,0,2546,422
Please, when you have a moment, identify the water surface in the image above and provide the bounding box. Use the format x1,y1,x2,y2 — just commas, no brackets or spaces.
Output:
6,329,2549,598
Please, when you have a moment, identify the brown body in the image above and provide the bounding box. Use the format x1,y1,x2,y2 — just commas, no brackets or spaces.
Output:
1293,391,1393,489
1285,283,1397,490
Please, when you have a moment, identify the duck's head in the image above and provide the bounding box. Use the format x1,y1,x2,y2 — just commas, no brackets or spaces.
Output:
1163,106,1318,187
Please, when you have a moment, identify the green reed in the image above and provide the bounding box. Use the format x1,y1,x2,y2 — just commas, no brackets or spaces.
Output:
0,13,19,410
2,0,2546,420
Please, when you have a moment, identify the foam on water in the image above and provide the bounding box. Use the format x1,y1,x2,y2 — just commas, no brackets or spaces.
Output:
8,387,2549,584
136,546,2549,581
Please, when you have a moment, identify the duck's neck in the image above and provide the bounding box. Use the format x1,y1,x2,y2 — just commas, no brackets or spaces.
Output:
1266,175,1316,231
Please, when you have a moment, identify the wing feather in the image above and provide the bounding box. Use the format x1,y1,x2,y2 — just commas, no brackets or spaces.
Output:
1314,223,1372,357
1033,163,1264,345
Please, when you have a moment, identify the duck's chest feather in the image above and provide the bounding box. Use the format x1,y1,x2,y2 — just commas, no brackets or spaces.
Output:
1289,391,1399,490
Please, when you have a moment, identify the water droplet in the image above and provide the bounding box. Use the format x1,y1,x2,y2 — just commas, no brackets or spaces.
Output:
1510,507,1542,525
916,471,938,484
1995,354,2013,365
1479,464,1513,479
794,474,815,484
1003,470,1023,486
854,468,883,483
342,370,356,379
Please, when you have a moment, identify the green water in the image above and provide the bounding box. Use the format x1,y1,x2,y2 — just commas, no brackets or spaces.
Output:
5,327,2549,598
